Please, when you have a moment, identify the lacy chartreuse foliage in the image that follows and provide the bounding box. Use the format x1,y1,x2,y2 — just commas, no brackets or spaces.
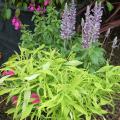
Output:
0,47,120,120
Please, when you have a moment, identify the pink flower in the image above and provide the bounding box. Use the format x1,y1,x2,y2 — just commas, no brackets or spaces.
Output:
12,17,17,25
44,0,50,6
11,96,18,106
11,17,22,30
2,70,15,76
14,20,22,30
28,3,35,12
31,93,41,104
36,5,41,12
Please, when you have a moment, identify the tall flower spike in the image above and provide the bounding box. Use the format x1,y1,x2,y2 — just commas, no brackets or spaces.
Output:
82,2,103,48
82,6,93,48
69,0,76,36
91,2,103,42
61,0,76,40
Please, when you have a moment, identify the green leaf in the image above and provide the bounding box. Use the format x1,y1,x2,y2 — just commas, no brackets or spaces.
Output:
20,105,33,120
0,89,11,95
5,8,12,20
15,8,20,17
22,90,31,111
0,76,10,84
65,60,82,66
6,108,16,114
42,62,51,70
106,2,114,12
12,0,15,4
24,74,40,81
22,2,28,10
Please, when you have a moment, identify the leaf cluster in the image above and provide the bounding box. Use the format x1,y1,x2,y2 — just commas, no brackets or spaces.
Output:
0,47,120,120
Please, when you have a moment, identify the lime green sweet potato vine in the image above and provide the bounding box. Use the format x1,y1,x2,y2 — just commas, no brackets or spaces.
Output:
0,47,120,120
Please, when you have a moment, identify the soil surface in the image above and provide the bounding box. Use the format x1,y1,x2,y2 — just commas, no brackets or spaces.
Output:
0,96,12,120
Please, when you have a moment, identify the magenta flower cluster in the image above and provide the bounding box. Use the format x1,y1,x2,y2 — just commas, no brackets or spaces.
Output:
11,0,50,30
28,0,50,12
61,0,76,40
28,4,46,13
12,16,22,30
82,2,103,48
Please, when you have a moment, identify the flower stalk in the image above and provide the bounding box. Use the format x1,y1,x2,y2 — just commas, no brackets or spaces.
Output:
82,2,103,48
61,0,76,49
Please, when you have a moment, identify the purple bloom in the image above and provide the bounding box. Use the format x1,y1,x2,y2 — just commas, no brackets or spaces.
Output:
82,2,103,48
81,6,93,48
61,0,76,40
91,2,103,42
69,0,76,36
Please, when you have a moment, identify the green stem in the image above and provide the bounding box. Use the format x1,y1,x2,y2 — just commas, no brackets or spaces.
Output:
64,40,67,50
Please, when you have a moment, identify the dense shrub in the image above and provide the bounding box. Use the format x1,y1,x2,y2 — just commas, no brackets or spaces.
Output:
0,47,120,120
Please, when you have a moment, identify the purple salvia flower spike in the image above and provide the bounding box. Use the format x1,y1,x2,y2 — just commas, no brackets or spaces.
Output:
61,3,71,40
82,6,93,48
69,0,76,36
91,2,103,42
82,2,103,48
61,0,76,40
